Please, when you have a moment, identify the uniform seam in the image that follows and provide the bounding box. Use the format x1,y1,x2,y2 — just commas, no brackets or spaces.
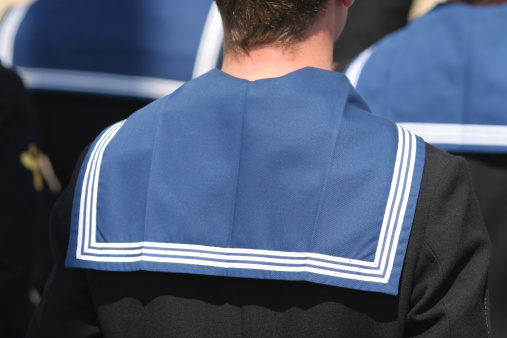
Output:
308,83,347,252
142,103,167,253
227,83,249,251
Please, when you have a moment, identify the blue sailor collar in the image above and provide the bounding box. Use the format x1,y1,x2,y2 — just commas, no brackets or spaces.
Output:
346,3,507,154
66,68,425,295
0,0,222,99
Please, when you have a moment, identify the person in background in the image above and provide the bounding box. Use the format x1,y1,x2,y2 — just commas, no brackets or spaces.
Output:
28,0,490,336
0,0,223,297
346,0,507,336
0,65,44,337
0,0,223,189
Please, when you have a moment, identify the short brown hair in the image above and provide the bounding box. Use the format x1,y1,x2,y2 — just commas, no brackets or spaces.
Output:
215,0,329,51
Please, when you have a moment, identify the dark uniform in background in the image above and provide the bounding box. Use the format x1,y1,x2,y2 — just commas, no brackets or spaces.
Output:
0,65,44,337
0,0,223,299
0,0,223,189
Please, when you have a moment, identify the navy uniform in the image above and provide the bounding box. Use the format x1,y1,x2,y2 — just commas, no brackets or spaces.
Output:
0,0,223,188
28,68,489,337
346,3,507,336
0,66,45,337
0,0,224,302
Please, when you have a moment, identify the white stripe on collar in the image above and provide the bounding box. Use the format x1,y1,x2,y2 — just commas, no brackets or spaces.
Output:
191,2,223,79
15,66,184,99
399,122,507,147
344,46,375,88
0,3,30,68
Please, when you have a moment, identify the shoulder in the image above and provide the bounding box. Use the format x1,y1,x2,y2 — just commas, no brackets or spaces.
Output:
0,66,29,104
0,66,35,123
412,143,480,241
419,143,473,200
345,4,461,88
400,143,490,336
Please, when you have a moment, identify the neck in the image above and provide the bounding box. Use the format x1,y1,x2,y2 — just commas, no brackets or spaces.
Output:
220,3,340,81
221,39,333,81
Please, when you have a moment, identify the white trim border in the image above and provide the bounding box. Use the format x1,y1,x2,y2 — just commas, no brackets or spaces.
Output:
16,67,184,99
191,3,223,79
75,123,418,284
399,123,507,147
0,3,30,68
344,46,375,88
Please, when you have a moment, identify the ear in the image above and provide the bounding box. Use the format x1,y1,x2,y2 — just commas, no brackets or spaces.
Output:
342,0,354,7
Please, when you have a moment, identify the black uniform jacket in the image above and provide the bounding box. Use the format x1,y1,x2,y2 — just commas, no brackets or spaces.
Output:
27,144,490,337
0,66,43,337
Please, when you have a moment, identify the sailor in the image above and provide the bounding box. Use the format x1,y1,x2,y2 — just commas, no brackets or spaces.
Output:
0,0,224,300
28,0,490,336
346,1,507,335
0,0,223,188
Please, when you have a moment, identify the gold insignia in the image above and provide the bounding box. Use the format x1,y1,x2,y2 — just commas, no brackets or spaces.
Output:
20,143,44,192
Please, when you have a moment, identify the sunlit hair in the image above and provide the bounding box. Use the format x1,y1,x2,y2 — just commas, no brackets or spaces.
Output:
215,0,329,52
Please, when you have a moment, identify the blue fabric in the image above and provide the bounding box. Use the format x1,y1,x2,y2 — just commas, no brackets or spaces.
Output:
66,68,425,295
12,0,213,81
353,3,507,153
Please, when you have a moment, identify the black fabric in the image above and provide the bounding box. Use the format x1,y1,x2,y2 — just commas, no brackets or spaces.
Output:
0,66,44,337
27,144,490,337
20,92,149,297
334,0,413,71
25,91,151,296
456,153,507,337
30,92,150,189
